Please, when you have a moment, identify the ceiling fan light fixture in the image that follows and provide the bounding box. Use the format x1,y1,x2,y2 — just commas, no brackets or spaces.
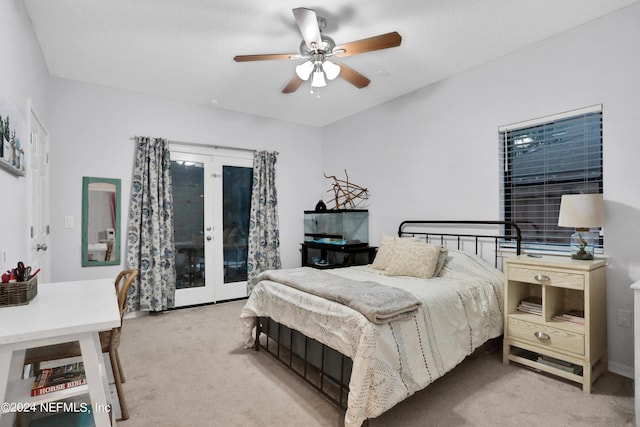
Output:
311,66,327,88
322,60,340,80
295,60,314,80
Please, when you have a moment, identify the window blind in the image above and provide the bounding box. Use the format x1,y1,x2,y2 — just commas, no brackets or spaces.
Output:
499,106,603,248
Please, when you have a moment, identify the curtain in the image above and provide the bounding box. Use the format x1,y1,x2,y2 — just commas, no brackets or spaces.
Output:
126,137,176,311
247,151,281,294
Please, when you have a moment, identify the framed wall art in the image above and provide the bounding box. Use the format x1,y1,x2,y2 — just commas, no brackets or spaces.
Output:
0,96,27,177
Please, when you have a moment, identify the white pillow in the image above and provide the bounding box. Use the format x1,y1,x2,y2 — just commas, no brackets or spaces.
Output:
385,239,441,279
370,234,397,270
370,235,419,270
433,247,449,277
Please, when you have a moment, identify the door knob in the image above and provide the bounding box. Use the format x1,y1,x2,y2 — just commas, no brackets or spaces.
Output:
206,236,212,241
37,243,48,251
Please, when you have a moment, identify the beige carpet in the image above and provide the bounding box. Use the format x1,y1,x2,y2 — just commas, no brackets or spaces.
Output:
117,300,634,427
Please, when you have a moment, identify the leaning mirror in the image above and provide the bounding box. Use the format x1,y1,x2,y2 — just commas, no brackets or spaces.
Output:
82,177,121,267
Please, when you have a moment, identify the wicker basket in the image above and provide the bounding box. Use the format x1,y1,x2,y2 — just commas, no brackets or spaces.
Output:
0,276,38,307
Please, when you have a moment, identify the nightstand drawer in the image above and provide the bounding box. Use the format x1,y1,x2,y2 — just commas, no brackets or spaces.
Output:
507,266,584,290
507,317,584,355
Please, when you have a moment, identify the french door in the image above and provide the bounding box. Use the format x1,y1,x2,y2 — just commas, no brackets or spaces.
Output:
170,147,253,307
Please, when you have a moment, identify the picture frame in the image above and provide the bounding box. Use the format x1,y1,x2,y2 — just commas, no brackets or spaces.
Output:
0,96,27,177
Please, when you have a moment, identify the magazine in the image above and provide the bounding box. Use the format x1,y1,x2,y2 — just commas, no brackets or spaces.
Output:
517,296,542,315
552,309,585,325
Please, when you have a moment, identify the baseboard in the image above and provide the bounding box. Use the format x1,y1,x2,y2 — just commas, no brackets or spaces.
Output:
608,360,633,379
123,310,148,320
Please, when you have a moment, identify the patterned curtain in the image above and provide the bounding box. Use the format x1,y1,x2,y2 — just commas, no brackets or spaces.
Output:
126,137,176,311
247,151,281,294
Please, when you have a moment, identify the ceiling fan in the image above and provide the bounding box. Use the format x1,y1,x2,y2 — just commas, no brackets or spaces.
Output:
233,7,402,94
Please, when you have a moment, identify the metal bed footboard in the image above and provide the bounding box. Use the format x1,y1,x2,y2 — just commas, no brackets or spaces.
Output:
254,316,351,408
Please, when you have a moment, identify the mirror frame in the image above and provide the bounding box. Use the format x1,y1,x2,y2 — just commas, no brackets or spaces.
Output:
82,176,121,267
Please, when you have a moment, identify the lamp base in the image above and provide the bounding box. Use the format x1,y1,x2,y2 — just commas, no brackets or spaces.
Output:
570,230,598,260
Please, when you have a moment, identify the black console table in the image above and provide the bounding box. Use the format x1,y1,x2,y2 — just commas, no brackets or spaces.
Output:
301,242,377,269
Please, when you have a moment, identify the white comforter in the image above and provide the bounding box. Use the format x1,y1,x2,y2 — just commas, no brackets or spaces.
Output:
240,250,505,427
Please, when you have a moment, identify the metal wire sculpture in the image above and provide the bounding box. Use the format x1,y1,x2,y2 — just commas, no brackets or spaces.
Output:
324,170,369,210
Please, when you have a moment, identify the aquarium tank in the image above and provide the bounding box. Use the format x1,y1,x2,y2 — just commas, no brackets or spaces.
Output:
304,210,369,245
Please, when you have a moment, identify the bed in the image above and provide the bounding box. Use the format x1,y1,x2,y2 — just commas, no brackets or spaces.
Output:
240,220,521,427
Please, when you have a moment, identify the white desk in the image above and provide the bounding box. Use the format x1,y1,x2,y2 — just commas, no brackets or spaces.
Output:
0,278,120,427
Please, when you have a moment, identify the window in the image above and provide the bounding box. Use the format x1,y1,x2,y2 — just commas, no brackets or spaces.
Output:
499,105,603,250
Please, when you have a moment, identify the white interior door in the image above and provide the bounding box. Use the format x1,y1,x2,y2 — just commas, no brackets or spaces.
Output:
171,147,253,307
28,108,50,283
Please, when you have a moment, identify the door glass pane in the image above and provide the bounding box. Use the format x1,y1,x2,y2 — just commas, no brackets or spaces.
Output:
171,160,205,289
223,165,252,283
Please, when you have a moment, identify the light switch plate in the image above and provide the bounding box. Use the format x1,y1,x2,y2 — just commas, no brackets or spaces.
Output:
64,216,74,228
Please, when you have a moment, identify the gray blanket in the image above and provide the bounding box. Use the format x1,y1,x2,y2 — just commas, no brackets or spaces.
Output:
257,267,422,324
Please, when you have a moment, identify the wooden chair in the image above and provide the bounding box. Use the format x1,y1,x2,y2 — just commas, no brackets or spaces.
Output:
24,269,138,420
104,240,114,261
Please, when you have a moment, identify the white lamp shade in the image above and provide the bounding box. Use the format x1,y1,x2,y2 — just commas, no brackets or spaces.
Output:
558,194,604,229
295,61,314,80
322,60,341,80
311,70,326,87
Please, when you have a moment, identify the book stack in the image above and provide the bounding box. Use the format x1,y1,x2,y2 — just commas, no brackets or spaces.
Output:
536,355,583,375
31,361,86,396
516,296,542,315
552,309,585,325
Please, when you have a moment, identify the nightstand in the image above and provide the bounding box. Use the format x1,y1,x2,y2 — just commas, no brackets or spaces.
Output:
502,255,607,393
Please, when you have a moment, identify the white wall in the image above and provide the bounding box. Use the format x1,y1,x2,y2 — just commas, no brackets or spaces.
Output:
322,3,640,376
47,77,323,282
0,0,51,272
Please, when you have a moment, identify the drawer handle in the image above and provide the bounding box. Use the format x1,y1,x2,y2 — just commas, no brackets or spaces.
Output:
534,274,550,282
534,331,550,340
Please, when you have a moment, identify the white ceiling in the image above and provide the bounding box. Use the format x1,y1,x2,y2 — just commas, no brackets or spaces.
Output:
23,0,638,127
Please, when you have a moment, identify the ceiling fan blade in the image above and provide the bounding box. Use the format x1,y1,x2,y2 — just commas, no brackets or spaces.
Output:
293,7,323,50
234,53,301,62
334,62,370,89
282,75,304,93
334,31,402,57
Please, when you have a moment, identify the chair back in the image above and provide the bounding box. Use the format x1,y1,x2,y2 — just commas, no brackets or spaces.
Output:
101,269,137,352
114,269,138,320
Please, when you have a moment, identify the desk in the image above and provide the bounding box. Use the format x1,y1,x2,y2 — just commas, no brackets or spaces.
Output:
0,279,119,427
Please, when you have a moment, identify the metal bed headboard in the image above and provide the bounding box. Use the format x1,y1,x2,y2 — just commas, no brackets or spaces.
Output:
397,220,522,268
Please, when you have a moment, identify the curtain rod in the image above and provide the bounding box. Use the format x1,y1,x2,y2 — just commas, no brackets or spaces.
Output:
129,136,260,153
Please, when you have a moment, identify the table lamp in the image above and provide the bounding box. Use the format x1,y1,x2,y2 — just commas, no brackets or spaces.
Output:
558,194,604,260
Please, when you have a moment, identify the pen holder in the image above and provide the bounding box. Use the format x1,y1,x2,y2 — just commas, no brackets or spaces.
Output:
0,276,38,307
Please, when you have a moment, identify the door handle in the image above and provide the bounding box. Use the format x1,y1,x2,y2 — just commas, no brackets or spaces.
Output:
206,236,212,241
36,243,48,251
